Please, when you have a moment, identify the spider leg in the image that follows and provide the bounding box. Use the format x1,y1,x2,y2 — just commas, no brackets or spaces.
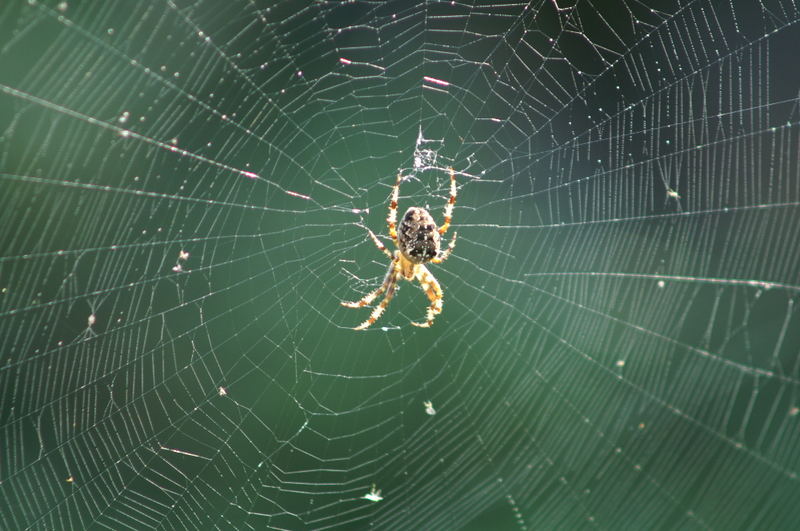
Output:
430,232,457,264
366,228,393,259
411,265,443,328
387,171,402,243
353,264,402,330
341,256,397,308
438,167,457,236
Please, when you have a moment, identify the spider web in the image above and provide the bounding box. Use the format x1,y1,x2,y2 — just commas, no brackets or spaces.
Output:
1,0,800,529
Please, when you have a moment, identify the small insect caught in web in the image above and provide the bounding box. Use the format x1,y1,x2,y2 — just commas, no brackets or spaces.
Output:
172,249,190,272
80,312,98,341
362,484,383,502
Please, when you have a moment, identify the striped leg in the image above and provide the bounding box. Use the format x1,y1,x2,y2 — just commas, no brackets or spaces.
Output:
353,265,401,330
342,257,397,309
387,172,402,243
438,167,457,235
430,232,457,264
366,228,393,259
411,265,443,328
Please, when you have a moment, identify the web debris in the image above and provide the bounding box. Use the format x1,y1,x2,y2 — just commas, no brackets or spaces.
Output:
362,484,383,502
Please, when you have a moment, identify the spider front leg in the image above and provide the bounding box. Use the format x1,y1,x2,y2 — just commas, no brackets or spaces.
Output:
366,228,393,259
437,167,457,236
411,265,443,328
430,232,457,264
387,171,402,243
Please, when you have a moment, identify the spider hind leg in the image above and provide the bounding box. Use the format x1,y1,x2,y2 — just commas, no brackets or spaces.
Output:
354,270,400,330
341,257,397,308
342,258,401,330
411,265,443,328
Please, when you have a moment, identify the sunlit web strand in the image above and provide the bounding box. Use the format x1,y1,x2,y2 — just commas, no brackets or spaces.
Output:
21,1,331,201
0,172,282,213
457,247,800,385
459,200,800,229
479,119,800,207
0,221,332,322
524,271,800,293
457,273,800,483
0,83,323,205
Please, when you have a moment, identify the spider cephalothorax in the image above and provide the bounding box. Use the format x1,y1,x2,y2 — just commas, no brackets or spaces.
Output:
342,167,458,329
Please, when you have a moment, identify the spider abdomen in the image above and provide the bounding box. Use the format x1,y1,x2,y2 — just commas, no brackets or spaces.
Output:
398,207,440,264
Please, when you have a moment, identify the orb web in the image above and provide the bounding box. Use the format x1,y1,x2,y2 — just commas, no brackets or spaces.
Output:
1,1,799,529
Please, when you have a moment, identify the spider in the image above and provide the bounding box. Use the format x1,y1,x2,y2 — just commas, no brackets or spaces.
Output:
342,167,458,330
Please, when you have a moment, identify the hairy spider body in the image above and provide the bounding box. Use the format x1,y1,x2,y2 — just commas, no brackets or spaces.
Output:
342,167,458,329
398,207,440,264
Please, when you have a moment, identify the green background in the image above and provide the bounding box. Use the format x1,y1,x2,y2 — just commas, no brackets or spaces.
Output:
1,1,799,529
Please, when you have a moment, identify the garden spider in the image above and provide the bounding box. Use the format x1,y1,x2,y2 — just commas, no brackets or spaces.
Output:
342,167,458,330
